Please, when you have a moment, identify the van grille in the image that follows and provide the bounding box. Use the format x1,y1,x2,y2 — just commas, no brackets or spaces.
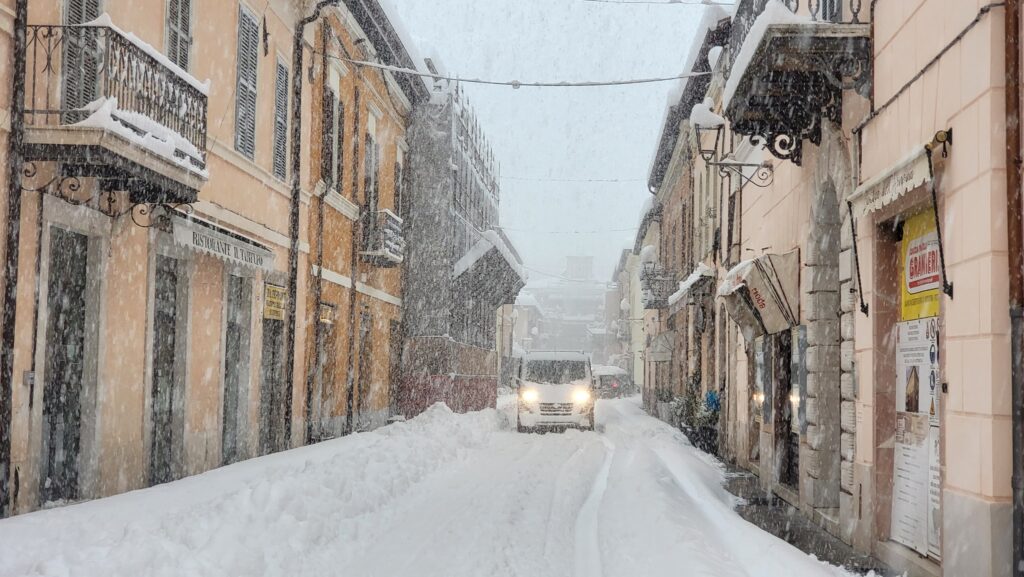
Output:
539,402,574,416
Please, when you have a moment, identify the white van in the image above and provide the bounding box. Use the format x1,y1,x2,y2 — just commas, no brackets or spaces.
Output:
515,351,595,432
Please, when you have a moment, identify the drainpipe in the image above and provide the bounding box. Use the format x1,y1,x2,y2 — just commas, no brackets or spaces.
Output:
1006,0,1024,574
287,0,340,449
344,86,362,435
0,0,29,518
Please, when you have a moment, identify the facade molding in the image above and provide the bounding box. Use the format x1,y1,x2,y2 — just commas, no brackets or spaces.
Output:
312,265,401,307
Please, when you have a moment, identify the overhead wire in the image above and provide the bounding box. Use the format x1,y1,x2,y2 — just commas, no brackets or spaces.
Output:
319,53,710,88
501,176,646,183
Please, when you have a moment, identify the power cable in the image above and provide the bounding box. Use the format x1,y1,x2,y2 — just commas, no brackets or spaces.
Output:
583,0,734,4
499,226,639,234
501,176,646,183
322,53,710,88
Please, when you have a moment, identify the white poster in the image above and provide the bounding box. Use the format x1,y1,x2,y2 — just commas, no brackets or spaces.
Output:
891,318,942,558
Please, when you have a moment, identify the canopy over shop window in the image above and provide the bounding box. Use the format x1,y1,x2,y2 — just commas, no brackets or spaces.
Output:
848,147,932,219
667,262,715,317
718,249,800,341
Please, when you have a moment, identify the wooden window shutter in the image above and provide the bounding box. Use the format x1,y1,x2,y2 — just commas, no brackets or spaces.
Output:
335,100,345,193
272,62,289,180
167,0,192,71
321,87,335,186
234,7,259,159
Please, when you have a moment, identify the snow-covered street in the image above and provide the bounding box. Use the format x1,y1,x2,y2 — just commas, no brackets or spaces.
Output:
0,397,857,577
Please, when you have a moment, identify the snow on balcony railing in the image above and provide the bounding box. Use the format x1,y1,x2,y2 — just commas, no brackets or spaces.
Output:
725,0,865,103
24,16,209,170
362,209,406,265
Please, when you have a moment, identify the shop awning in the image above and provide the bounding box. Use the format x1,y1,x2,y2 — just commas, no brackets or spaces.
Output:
668,262,715,316
848,147,931,218
172,213,275,272
718,249,800,341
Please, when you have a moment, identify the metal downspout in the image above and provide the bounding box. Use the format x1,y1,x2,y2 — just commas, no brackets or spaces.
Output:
1006,0,1024,574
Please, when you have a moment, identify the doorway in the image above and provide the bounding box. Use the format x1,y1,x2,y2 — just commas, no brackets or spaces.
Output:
222,274,252,465
259,289,288,455
40,227,90,503
772,331,799,489
150,255,186,486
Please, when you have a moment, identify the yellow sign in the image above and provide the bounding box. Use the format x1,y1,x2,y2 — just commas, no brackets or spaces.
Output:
900,211,941,320
264,284,288,320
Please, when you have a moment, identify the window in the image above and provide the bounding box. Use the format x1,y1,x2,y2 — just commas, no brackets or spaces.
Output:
166,0,192,71
272,62,289,180
234,6,259,159
394,159,405,217
321,87,344,189
363,133,379,213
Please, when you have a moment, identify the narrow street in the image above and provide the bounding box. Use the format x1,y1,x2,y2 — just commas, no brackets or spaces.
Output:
0,397,855,577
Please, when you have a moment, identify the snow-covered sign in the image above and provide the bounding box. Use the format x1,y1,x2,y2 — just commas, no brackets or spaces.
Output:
172,215,275,272
849,147,932,218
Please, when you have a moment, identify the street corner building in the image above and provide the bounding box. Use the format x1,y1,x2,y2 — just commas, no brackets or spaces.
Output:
398,80,526,418
0,0,470,517
632,1,1024,576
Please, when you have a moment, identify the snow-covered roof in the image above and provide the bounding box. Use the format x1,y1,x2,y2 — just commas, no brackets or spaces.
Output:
452,229,527,283
523,351,591,362
375,0,433,95
592,365,629,376
723,0,808,110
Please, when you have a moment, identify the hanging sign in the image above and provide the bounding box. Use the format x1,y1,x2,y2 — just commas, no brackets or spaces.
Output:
264,284,288,320
901,212,942,320
319,303,336,325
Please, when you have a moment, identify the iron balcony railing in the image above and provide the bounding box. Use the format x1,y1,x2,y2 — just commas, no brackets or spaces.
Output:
727,0,864,70
24,23,208,168
640,266,676,310
362,209,405,265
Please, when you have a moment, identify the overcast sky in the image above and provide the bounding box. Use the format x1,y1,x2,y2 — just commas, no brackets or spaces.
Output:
383,0,709,283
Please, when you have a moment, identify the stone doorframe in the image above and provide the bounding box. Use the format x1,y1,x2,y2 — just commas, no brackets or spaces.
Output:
802,120,856,513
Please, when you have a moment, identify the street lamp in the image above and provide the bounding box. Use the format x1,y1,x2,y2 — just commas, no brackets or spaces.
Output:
690,97,775,189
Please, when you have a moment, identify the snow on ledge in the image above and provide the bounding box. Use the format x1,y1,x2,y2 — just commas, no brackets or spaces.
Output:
667,262,715,307
722,0,808,110
73,97,208,177
80,13,211,95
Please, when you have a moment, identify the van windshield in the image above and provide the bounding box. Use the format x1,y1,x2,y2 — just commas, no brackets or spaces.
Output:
523,360,588,384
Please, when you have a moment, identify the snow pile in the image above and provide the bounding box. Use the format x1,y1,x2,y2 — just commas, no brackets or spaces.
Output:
0,403,501,577
723,0,808,109
718,258,756,296
452,229,527,282
81,14,210,95
667,261,715,306
74,97,207,176
689,97,725,128
707,45,724,69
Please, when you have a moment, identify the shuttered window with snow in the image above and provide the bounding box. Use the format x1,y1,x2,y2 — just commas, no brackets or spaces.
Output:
272,62,289,181
62,0,101,120
320,87,345,190
166,0,192,71
234,7,259,159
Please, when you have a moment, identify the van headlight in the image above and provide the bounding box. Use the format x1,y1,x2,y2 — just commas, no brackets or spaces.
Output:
572,388,592,404
520,388,539,403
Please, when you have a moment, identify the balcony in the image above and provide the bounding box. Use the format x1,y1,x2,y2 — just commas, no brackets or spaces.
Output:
22,20,208,209
360,209,406,267
640,265,676,310
723,0,870,165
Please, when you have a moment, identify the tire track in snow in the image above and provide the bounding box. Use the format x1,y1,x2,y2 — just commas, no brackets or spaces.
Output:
574,434,614,577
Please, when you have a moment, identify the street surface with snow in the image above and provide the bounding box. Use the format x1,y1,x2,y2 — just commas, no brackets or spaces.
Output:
0,397,860,577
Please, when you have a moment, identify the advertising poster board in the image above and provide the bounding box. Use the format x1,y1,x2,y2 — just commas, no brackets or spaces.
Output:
891,316,941,558
900,212,941,321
